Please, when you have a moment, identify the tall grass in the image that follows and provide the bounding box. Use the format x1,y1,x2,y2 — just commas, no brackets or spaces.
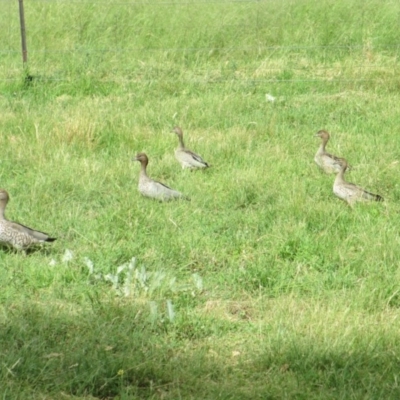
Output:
1,0,400,398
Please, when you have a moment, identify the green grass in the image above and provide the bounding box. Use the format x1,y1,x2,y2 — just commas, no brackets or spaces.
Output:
1,0,400,398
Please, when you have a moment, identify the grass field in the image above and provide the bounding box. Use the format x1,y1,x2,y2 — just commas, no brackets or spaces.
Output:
1,0,400,398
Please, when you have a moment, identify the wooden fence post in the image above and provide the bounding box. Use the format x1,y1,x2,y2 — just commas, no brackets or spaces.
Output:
18,0,28,64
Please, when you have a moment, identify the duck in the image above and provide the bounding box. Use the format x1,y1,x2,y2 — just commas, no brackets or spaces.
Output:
172,126,210,169
0,189,56,251
133,153,190,201
314,130,347,174
333,159,383,205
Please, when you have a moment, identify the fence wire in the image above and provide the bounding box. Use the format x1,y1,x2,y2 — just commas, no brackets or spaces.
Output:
1,0,400,85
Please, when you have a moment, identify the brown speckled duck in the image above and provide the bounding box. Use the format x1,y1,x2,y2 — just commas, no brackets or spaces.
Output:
133,153,190,201
172,126,210,169
0,189,56,251
333,159,383,205
314,130,347,174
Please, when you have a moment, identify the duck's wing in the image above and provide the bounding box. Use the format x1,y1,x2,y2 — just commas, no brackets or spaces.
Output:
177,148,209,168
360,188,384,202
325,152,348,167
186,149,209,167
153,180,190,201
8,221,56,242
342,182,383,203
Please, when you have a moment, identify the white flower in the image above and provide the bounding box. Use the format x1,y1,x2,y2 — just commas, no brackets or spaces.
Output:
62,249,74,263
166,300,175,322
265,93,276,102
84,257,94,274
192,273,203,291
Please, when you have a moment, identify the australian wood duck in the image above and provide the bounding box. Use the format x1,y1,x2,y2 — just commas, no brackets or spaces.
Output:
333,160,383,205
314,130,347,174
172,126,209,169
0,189,56,251
133,153,190,201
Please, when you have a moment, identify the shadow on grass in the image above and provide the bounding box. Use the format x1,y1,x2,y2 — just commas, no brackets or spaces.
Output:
246,340,400,400
1,300,400,399
0,300,227,399
0,244,56,257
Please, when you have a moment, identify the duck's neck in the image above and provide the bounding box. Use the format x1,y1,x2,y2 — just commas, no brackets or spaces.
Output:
0,204,5,220
177,134,185,149
139,161,149,178
319,137,328,153
335,166,347,184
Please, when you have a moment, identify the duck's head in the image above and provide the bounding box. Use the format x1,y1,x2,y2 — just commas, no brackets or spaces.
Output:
133,152,149,166
315,130,330,140
172,126,183,137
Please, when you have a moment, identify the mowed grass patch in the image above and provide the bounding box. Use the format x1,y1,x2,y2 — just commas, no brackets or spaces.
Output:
1,0,400,398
